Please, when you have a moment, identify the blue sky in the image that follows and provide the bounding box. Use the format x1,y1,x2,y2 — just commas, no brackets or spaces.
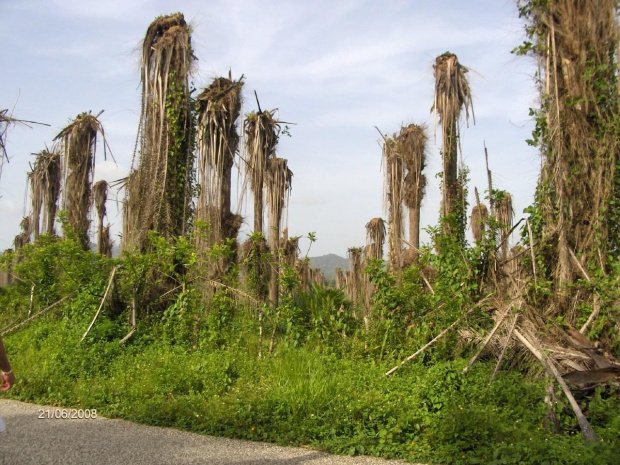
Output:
0,0,539,257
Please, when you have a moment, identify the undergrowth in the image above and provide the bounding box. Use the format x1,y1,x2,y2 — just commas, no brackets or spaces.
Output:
1,235,619,465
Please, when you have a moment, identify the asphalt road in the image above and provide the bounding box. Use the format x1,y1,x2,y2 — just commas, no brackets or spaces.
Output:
0,400,408,465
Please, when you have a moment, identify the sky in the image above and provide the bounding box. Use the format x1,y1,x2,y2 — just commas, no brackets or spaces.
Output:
0,0,540,258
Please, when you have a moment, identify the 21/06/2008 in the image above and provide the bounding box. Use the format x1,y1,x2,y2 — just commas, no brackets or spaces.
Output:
38,409,97,419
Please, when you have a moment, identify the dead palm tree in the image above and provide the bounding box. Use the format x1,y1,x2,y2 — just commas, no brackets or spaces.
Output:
347,247,363,309
522,0,618,311
92,180,110,255
123,12,195,251
470,203,488,244
244,110,280,235
432,52,474,240
296,259,312,292
496,193,513,259
195,75,244,252
265,157,293,308
29,150,61,238
398,124,427,262
334,267,345,290
13,217,31,250
311,268,325,287
365,218,386,261
28,167,42,239
0,249,14,286
281,232,300,269
54,111,108,249
239,234,269,301
382,136,405,271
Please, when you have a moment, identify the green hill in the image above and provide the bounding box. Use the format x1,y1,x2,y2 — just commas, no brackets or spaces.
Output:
309,253,349,280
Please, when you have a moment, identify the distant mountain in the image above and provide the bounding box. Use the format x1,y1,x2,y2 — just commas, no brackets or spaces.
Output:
309,253,349,280
108,245,348,281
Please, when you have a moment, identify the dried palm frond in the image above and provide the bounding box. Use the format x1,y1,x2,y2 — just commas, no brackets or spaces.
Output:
471,203,489,243
244,109,280,234
432,52,474,237
195,75,244,251
398,123,428,262
124,12,195,251
365,218,386,261
1,109,49,180
54,112,107,249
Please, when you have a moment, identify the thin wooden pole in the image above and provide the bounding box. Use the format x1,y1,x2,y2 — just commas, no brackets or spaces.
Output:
514,329,597,442
1,295,71,336
386,307,475,376
81,265,119,342
463,307,511,372
489,312,519,384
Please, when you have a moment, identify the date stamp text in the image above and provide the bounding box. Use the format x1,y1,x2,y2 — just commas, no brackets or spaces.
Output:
38,408,97,419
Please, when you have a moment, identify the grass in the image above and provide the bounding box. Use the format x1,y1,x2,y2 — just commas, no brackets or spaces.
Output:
3,310,619,465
